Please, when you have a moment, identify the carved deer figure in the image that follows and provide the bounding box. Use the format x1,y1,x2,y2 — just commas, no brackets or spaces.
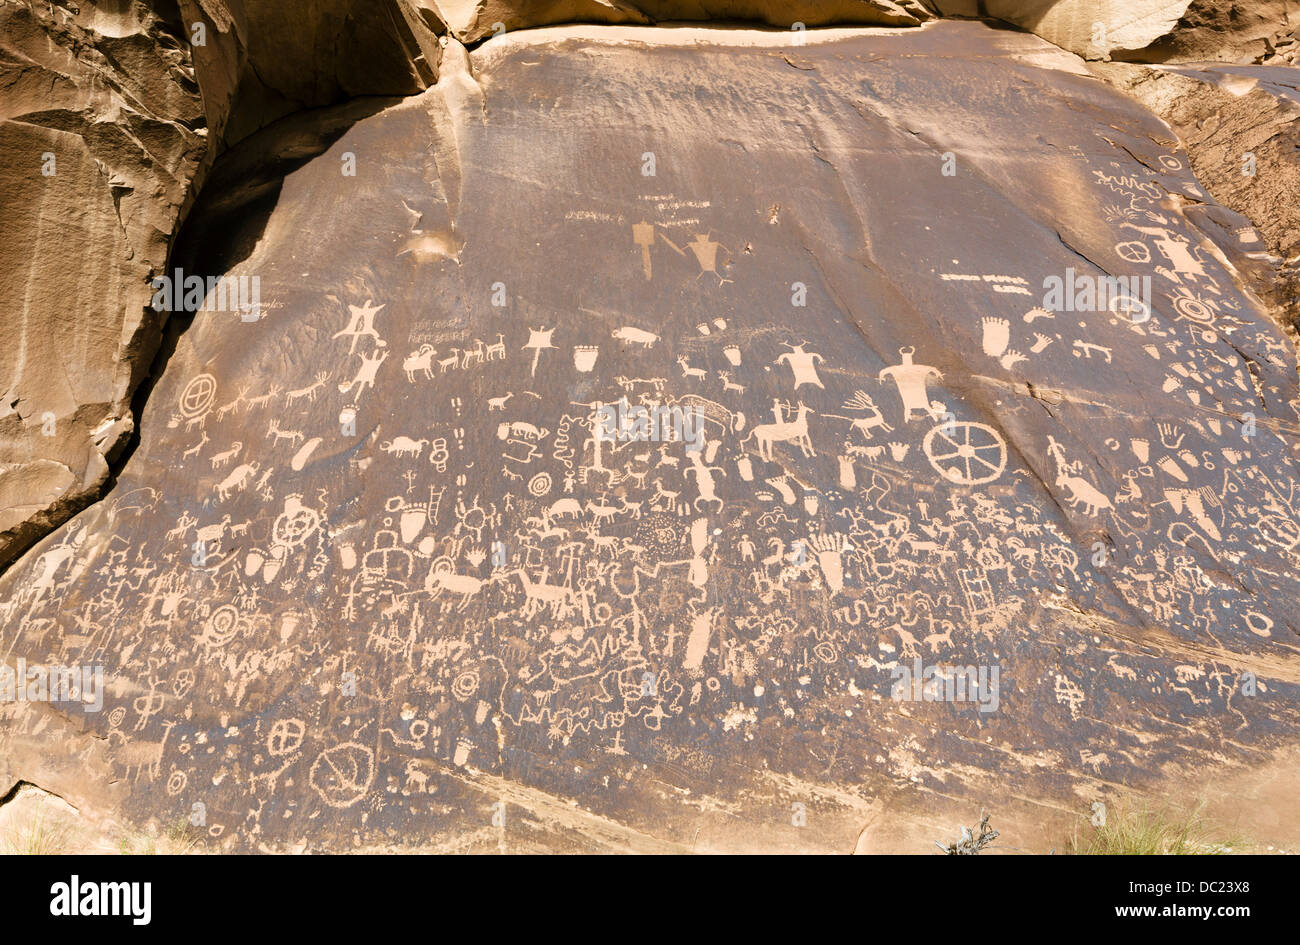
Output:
182,431,209,459
209,441,242,470
849,396,893,440
677,356,707,380
651,480,680,508
286,372,329,403
586,499,620,525
583,526,621,557
718,371,745,394
215,386,250,421
460,340,485,370
513,568,578,619
245,385,281,410
267,420,304,447
745,403,815,462
115,721,177,782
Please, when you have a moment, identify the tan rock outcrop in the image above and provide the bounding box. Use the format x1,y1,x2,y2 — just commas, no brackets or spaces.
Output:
3,0,1300,855
5,20,1300,852
0,0,205,569
1096,59,1300,329
929,0,1294,63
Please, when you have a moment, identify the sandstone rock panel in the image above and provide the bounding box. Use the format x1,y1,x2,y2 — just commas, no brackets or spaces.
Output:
3,20,1299,851
0,0,205,570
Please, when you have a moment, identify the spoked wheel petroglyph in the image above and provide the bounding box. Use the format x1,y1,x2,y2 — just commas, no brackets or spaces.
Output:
923,421,1007,485
179,373,217,419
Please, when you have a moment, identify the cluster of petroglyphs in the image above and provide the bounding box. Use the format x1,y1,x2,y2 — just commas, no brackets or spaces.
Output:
402,335,508,381
3,127,1299,849
631,219,733,285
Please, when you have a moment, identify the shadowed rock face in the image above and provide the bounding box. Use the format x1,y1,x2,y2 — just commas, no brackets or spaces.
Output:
3,20,1299,852
175,0,445,153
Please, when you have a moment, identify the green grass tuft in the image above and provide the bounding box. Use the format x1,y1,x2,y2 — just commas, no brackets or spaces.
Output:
1069,800,1245,855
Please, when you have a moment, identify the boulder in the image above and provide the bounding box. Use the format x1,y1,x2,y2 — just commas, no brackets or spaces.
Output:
929,0,1295,63
4,20,1298,851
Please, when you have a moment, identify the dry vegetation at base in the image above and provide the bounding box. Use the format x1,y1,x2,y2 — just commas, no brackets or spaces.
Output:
0,803,203,855
1067,801,1248,855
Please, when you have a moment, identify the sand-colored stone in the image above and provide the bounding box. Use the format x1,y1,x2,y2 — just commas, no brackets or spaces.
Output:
4,20,1299,852
0,0,205,570
1097,60,1300,329
931,0,1294,62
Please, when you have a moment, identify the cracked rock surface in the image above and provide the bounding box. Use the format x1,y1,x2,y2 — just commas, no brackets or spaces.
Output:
1095,59,1300,330
0,0,205,571
2,18,1299,852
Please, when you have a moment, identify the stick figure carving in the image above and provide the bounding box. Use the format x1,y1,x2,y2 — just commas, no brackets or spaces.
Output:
332,300,387,353
685,232,731,285
338,349,389,398
523,326,557,377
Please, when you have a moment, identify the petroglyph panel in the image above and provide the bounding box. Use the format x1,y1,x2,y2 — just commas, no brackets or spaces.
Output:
2,21,1298,851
